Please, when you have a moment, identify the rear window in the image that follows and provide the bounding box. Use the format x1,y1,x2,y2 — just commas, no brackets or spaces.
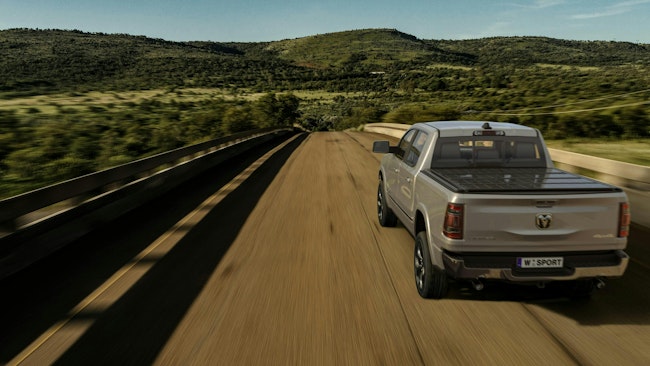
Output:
431,136,547,168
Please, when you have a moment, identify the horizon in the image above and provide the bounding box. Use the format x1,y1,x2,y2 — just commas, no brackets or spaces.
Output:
1,1,649,44
2,26,649,45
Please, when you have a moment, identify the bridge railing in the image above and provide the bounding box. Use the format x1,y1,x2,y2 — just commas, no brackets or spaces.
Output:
0,127,292,278
363,122,650,227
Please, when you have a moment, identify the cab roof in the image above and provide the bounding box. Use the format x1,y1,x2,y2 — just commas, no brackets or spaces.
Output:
416,121,539,138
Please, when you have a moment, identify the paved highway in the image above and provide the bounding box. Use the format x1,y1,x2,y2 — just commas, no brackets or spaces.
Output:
1,132,649,365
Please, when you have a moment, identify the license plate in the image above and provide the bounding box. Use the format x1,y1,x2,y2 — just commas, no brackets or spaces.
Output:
517,257,564,268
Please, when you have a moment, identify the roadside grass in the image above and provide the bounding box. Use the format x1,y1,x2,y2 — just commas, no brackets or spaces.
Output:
291,90,365,102
426,63,474,71
0,88,306,117
0,89,225,116
545,139,650,166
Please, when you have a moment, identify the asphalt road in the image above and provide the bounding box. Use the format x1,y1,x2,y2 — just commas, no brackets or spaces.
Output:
1,131,649,365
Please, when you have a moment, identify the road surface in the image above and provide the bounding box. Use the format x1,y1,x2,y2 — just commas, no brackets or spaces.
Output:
1,132,649,365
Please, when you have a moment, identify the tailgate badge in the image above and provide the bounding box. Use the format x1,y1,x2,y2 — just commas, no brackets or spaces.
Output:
535,200,556,208
535,213,552,229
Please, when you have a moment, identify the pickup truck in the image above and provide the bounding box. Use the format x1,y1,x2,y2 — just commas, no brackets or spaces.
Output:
372,121,630,299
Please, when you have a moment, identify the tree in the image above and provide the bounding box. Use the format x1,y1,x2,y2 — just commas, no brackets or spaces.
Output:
0,111,21,172
383,104,460,124
252,92,301,127
34,120,74,161
4,147,48,181
277,93,300,126
221,105,256,134
583,113,621,138
616,106,650,138
253,93,280,128
152,120,184,151
552,115,584,138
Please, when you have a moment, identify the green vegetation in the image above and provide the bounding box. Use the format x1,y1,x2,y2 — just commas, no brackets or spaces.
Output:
0,89,299,198
268,29,433,68
545,139,650,166
1,28,649,198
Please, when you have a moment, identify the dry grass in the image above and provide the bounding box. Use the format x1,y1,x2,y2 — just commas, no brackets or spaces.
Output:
546,139,650,166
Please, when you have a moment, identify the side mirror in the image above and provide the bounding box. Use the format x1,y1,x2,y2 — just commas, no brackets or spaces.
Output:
372,140,390,153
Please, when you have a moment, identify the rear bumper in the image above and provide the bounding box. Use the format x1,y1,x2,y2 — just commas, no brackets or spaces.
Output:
442,250,629,282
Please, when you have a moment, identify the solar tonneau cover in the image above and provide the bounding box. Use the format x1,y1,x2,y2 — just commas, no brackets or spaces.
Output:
423,168,622,194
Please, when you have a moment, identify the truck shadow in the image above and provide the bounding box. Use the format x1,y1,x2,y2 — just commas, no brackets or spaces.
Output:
396,220,646,326
446,265,650,326
439,223,650,326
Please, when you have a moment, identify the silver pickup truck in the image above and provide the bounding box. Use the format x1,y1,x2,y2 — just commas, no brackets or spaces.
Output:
373,121,630,299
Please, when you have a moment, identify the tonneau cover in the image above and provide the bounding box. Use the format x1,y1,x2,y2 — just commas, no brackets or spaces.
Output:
423,168,622,194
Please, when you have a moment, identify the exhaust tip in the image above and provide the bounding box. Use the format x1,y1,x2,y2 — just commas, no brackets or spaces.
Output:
471,279,485,291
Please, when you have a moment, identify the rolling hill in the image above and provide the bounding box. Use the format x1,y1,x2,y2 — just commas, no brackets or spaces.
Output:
1,28,649,94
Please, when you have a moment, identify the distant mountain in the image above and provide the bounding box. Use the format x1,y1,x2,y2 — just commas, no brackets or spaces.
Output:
264,28,650,68
0,28,261,92
1,28,648,93
265,28,457,68
433,36,650,66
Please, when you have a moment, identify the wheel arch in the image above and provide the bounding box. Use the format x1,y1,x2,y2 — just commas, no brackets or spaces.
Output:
415,206,445,270
415,210,427,236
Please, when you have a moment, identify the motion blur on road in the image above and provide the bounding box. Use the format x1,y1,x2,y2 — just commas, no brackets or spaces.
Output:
1,132,649,365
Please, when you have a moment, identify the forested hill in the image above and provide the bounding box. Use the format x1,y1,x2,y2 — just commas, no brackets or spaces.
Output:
268,28,650,68
1,28,649,93
0,28,294,92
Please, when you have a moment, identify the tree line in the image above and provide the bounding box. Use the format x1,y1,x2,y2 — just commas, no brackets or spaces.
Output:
0,93,299,198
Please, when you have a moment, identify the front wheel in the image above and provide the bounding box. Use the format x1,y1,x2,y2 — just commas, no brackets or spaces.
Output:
414,232,448,299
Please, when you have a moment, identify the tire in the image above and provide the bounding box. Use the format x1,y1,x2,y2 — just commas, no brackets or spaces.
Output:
377,178,397,227
414,231,448,299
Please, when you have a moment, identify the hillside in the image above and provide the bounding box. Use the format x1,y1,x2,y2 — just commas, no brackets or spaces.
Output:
2,28,649,95
432,37,650,66
265,28,458,68
0,28,300,93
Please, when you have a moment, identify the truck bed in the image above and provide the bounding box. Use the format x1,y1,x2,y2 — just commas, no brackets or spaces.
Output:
422,168,622,194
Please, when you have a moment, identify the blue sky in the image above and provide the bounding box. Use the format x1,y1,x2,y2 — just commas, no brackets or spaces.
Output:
1,0,649,43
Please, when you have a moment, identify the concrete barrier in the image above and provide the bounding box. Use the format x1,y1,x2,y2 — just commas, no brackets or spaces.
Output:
363,122,650,228
0,128,294,279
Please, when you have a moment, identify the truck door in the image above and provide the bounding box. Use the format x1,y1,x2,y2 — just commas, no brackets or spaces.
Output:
385,129,417,201
395,130,428,220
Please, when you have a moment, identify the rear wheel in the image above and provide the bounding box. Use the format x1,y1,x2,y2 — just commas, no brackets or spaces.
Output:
377,179,397,227
414,232,448,299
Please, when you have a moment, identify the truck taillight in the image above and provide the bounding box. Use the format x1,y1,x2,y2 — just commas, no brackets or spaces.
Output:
443,203,464,239
619,202,631,238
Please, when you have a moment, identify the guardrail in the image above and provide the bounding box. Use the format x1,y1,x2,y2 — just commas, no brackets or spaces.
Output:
0,127,293,279
363,122,650,227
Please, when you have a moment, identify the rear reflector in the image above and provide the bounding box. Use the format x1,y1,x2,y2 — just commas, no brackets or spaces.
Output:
619,202,631,238
443,203,464,239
